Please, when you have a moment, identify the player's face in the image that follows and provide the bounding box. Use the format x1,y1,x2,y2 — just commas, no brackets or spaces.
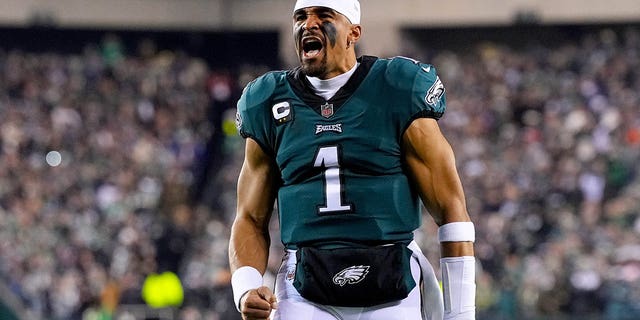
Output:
293,7,354,79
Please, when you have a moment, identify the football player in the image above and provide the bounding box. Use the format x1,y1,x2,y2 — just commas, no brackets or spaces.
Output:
229,1,476,319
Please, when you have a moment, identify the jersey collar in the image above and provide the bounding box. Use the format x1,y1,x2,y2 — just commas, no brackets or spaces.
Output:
287,55,378,116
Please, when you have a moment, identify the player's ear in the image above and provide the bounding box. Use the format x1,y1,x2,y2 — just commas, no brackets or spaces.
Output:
348,24,362,44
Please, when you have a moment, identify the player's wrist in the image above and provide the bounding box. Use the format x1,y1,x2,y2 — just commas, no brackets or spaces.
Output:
231,266,263,311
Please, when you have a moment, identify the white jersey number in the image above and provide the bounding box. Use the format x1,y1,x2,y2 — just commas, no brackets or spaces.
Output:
313,146,352,214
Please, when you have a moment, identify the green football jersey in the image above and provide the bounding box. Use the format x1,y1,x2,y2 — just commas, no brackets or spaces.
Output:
236,56,446,248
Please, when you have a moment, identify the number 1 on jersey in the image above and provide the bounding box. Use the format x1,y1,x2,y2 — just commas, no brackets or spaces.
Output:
314,146,352,214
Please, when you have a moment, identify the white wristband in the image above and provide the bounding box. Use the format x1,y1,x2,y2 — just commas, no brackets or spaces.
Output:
231,266,263,311
438,222,475,243
441,256,476,319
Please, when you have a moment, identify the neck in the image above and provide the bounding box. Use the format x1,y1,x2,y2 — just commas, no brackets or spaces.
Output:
322,52,357,79
306,62,358,100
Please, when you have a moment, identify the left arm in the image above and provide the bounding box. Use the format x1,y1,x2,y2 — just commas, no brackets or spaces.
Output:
402,117,475,319
402,117,473,256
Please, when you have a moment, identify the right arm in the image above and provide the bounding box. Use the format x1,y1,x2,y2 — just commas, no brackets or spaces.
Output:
229,137,280,319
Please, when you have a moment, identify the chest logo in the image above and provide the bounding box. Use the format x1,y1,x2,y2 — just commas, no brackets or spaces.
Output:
320,102,334,118
333,265,370,286
315,123,343,135
272,101,293,125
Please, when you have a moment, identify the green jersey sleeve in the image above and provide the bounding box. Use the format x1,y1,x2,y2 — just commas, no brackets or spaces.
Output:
235,71,282,157
384,56,446,124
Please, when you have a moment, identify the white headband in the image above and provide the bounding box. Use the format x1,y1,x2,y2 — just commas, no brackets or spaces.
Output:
293,0,361,24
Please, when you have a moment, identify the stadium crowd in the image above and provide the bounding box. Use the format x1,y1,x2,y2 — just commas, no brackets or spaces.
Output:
0,27,639,320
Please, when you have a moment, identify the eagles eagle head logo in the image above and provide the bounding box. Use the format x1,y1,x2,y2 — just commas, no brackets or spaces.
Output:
332,265,370,286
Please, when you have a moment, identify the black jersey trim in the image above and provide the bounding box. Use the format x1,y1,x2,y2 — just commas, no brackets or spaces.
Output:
400,110,444,145
242,134,277,160
286,56,378,116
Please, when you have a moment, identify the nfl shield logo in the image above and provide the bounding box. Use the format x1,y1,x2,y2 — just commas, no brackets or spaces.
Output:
320,102,334,118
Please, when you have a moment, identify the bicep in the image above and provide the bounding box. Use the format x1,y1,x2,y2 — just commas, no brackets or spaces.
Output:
229,138,279,272
236,138,279,225
402,118,469,226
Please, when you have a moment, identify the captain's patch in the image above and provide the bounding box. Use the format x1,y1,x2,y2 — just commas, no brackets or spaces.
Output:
272,101,293,125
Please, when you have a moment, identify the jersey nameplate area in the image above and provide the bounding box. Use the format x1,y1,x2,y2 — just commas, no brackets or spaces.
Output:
315,123,343,135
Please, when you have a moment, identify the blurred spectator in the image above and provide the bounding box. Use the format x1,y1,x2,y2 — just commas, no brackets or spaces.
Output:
0,41,231,319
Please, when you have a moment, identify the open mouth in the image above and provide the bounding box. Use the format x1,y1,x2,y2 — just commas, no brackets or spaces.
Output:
302,37,324,59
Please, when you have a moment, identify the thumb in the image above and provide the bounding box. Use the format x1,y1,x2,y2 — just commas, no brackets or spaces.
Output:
257,286,278,309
